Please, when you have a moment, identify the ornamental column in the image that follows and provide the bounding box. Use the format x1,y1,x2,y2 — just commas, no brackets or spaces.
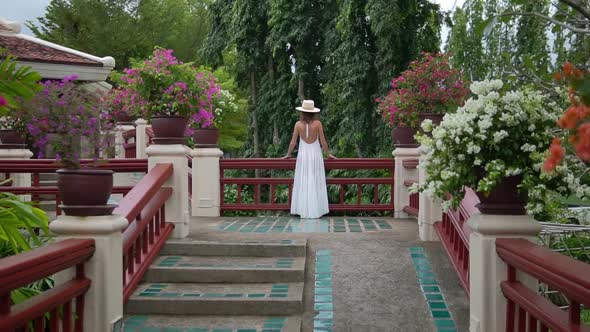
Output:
392,147,420,218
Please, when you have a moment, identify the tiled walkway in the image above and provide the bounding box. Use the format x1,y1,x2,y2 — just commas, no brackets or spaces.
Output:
216,217,393,233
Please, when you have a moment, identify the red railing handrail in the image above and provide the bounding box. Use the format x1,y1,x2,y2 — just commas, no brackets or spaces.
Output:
113,163,173,222
122,128,136,140
497,238,590,307
0,239,95,293
122,187,173,252
0,159,148,173
220,158,394,170
221,178,393,185
0,186,133,195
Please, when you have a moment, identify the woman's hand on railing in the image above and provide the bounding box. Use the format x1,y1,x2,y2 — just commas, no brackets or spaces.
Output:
328,154,337,159
281,155,291,159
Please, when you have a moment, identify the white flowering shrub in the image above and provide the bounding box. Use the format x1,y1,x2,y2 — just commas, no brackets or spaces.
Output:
415,79,565,211
212,89,239,128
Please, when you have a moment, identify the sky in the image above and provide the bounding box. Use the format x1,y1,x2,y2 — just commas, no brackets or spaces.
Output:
1,0,465,41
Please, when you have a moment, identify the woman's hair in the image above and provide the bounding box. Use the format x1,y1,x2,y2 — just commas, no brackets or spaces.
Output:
300,112,316,123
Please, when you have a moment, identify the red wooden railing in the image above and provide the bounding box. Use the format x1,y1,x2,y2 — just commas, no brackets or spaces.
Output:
122,128,136,158
402,159,419,217
146,127,155,145
220,158,395,213
0,239,95,331
497,238,590,332
0,159,149,215
114,163,174,303
434,187,480,297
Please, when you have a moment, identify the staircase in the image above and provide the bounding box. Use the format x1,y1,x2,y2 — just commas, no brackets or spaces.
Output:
124,239,307,332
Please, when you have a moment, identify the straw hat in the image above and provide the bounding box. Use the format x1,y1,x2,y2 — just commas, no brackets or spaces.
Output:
296,100,320,113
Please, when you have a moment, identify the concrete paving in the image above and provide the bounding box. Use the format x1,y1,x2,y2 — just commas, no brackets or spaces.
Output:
185,216,470,332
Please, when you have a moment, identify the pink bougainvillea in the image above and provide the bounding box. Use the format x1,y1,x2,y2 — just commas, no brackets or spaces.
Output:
377,53,470,128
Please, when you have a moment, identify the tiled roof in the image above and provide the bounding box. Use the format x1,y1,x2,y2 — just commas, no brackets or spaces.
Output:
0,35,103,67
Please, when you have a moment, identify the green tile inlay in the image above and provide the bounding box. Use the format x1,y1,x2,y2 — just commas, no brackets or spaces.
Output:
419,278,438,285
236,330,257,332
434,320,456,328
409,247,457,332
316,281,333,287
187,329,208,332
247,294,265,298
432,310,451,318
315,311,334,319
315,295,333,302
426,293,444,301
315,302,333,311
429,301,447,309
315,273,332,281
182,293,201,297
269,293,288,298
422,285,440,293
212,329,232,332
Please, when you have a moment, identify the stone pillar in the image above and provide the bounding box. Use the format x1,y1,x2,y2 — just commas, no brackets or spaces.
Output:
392,147,420,219
146,144,190,238
115,124,135,159
0,148,33,201
468,214,541,332
49,215,128,332
191,148,223,217
135,119,148,159
418,146,441,241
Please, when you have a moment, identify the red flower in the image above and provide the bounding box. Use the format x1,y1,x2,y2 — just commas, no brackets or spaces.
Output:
544,138,565,172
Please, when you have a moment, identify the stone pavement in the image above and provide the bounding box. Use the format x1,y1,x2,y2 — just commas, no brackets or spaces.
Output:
124,216,469,332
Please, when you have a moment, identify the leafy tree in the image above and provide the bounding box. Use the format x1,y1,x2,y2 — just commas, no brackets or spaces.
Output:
29,0,210,69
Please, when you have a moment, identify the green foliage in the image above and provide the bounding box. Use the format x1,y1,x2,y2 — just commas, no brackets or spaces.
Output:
202,0,443,159
29,0,210,69
0,52,42,117
0,192,49,254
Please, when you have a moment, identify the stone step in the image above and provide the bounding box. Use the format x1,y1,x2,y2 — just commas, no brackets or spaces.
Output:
144,256,305,283
160,239,306,257
123,315,301,332
126,282,303,315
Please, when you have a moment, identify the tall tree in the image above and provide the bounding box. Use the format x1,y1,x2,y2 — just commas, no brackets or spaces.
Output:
29,0,210,69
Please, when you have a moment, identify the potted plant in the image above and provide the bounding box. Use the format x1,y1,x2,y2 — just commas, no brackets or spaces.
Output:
191,75,240,147
414,79,563,215
23,75,115,216
117,48,216,144
0,52,41,146
377,53,469,147
100,87,137,125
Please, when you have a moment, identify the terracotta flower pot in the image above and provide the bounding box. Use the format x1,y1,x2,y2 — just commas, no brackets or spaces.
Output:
193,127,219,148
475,174,527,215
151,116,187,144
392,126,418,148
0,129,26,148
56,169,115,216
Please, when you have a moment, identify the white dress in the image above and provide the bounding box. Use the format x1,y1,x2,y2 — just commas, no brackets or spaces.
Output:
290,123,330,219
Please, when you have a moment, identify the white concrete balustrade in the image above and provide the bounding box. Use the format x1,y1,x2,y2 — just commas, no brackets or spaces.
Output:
191,147,224,217
392,147,420,219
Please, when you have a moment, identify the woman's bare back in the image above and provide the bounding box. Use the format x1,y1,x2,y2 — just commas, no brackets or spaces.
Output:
296,120,321,144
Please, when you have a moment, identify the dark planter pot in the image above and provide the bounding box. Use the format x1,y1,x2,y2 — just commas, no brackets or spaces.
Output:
392,126,418,148
57,169,115,216
114,112,135,125
0,129,26,148
151,116,187,144
418,113,445,126
475,174,527,215
193,128,219,148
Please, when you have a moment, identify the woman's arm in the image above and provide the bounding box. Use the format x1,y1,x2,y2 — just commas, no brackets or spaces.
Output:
282,122,300,159
318,122,336,159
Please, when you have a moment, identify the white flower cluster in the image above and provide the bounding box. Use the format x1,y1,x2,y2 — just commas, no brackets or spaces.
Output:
416,80,564,212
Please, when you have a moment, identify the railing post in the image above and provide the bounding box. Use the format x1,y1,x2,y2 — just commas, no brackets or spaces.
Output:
392,147,420,218
135,119,148,159
468,214,541,332
191,147,223,217
0,147,33,200
146,144,190,238
49,215,128,332
115,124,135,159
418,146,441,241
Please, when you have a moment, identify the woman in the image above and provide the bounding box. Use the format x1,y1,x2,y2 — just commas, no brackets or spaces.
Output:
283,100,335,219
